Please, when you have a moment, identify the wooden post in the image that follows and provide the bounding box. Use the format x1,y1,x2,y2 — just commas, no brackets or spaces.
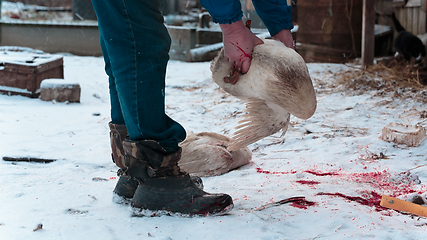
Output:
361,0,375,68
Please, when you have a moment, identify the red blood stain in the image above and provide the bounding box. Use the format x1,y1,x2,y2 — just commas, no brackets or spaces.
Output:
257,167,424,197
230,42,251,58
304,170,339,176
341,171,423,197
255,166,426,209
290,199,316,209
296,180,321,185
317,191,386,212
9,13,21,19
245,20,252,29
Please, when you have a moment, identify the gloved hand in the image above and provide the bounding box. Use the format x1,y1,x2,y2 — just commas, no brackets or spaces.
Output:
220,20,264,74
272,29,294,49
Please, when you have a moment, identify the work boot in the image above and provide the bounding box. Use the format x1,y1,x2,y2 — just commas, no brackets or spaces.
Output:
109,122,203,200
123,140,234,216
109,122,138,199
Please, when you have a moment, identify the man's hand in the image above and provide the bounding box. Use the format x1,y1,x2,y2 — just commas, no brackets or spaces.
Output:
220,20,264,75
272,29,294,49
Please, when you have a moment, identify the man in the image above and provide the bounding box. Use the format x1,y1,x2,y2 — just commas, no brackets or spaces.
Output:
92,0,293,216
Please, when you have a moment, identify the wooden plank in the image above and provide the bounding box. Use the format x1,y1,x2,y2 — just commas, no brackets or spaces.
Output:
400,7,407,30
362,0,376,67
391,0,405,8
380,195,427,217
392,0,406,7
395,8,406,36
407,7,413,33
421,0,427,34
413,6,420,34
406,0,421,7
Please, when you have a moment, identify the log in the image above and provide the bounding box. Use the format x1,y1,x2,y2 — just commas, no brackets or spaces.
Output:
380,122,426,147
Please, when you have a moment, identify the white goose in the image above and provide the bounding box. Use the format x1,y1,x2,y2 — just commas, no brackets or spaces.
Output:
211,39,317,151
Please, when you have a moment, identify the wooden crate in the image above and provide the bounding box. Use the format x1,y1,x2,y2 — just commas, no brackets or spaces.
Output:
0,51,64,98
393,0,426,35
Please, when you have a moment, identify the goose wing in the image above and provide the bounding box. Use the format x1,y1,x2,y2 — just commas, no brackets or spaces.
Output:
228,98,290,151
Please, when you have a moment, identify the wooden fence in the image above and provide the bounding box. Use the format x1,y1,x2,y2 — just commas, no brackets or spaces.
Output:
393,0,426,35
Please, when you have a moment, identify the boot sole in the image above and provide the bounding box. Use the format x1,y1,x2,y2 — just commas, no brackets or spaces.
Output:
112,175,204,205
131,202,234,218
112,192,132,205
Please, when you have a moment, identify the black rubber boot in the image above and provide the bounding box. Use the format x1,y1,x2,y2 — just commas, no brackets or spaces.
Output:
123,140,233,216
109,122,139,199
113,174,139,199
132,175,232,215
109,122,203,200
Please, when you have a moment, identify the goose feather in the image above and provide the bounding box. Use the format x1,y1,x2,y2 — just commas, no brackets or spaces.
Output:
211,39,316,151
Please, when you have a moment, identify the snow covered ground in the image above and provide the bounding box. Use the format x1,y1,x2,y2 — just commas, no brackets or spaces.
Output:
1,50,427,240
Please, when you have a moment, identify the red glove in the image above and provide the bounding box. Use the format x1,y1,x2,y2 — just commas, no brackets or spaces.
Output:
272,29,294,49
220,20,264,74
